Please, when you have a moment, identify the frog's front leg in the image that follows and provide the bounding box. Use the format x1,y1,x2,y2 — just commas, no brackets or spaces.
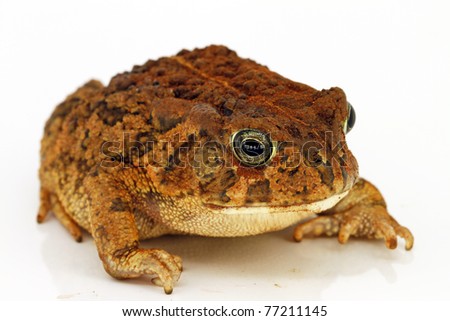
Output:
86,170,182,294
293,178,414,250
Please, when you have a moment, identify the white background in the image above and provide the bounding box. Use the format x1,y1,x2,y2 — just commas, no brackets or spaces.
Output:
1,0,449,301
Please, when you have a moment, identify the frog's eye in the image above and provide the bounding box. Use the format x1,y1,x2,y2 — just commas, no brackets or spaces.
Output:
231,129,276,166
343,102,356,134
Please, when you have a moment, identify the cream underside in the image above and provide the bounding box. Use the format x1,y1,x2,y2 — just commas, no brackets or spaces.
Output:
168,191,349,237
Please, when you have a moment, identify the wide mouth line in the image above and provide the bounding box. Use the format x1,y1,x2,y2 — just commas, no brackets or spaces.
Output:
202,191,349,212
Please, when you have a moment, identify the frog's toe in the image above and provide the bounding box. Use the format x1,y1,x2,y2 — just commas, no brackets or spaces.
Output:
37,190,83,242
293,215,340,242
394,225,414,251
37,187,51,223
144,249,182,294
172,254,183,271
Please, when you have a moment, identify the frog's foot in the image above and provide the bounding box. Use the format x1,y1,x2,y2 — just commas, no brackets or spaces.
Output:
293,178,414,250
37,188,83,242
102,248,183,295
293,205,414,250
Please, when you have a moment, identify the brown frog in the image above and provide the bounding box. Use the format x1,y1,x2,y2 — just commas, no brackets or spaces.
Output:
38,45,414,294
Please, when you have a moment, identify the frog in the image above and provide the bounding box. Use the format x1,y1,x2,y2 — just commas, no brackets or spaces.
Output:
38,45,414,294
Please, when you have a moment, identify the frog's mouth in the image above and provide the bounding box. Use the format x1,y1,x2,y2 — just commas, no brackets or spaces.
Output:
204,190,349,216
166,190,350,237
173,190,351,237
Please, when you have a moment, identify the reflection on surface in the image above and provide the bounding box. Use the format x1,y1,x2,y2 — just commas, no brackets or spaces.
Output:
40,218,413,300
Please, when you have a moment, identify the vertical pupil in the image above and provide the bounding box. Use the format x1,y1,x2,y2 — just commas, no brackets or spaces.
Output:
241,139,265,156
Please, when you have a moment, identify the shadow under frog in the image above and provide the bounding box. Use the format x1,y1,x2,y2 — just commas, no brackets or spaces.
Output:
40,221,413,300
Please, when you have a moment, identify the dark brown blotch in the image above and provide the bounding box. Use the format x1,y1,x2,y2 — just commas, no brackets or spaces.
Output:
107,74,137,93
286,125,301,138
151,98,191,132
317,165,335,190
97,106,128,126
109,198,130,212
246,179,272,203
112,240,139,259
81,129,90,150
219,106,233,116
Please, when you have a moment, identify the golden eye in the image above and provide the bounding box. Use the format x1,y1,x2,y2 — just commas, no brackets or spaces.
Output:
343,102,356,134
231,129,276,166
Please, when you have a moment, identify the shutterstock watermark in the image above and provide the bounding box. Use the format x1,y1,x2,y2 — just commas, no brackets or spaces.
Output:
99,131,349,169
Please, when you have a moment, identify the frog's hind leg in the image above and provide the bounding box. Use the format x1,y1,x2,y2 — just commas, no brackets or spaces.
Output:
37,187,83,242
293,178,414,250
